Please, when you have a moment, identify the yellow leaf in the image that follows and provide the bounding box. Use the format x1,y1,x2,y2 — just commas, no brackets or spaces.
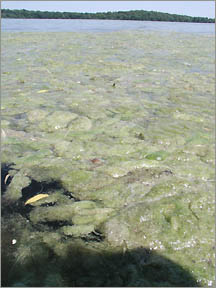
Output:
37,89,49,94
4,174,10,185
25,194,49,205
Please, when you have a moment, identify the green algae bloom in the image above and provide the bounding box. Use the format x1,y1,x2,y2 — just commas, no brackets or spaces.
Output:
1,30,214,287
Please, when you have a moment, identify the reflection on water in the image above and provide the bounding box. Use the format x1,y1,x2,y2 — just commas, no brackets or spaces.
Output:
2,18,215,34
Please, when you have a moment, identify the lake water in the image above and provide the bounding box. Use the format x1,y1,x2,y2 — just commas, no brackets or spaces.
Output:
1,18,215,34
1,17,215,288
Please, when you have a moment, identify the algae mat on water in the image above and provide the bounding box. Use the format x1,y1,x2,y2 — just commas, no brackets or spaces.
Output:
1,31,215,287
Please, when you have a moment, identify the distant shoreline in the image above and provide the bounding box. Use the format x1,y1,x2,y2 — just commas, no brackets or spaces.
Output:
2,9,215,23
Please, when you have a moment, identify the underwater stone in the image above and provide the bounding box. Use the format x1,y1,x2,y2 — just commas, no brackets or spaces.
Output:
61,170,92,191
72,207,115,226
104,166,130,178
61,224,95,237
103,218,130,246
42,232,62,246
88,182,129,208
12,149,54,168
172,111,204,123
5,171,31,201
53,140,85,159
60,170,115,196
68,116,92,131
170,216,180,231
20,159,70,183
145,150,170,161
27,109,49,123
38,111,78,132
29,205,75,224
144,181,180,202
101,159,166,178
69,200,99,211
29,201,113,225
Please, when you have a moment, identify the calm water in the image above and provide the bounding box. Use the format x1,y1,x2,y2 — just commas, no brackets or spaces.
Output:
1,18,215,34
2,17,215,287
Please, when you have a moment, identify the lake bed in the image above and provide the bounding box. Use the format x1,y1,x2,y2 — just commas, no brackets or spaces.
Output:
1,30,215,287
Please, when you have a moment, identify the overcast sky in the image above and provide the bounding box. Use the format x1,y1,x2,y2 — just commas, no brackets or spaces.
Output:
1,1,215,18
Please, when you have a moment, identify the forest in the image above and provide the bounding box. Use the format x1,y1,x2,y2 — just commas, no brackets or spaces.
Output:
1,8,215,23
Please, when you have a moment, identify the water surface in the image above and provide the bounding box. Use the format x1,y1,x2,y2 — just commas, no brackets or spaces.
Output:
1,29,215,287
2,18,215,34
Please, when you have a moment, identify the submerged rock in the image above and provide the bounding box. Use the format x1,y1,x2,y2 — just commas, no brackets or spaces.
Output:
38,111,78,132
4,171,31,201
68,116,92,131
52,140,85,159
60,224,95,237
27,109,49,123
104,218,130,246
29,200,115,228
145,150,170,161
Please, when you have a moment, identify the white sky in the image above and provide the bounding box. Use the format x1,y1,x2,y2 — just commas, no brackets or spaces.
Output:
1,1,215,18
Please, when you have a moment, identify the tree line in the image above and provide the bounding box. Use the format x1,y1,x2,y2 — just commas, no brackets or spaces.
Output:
1,9,215,23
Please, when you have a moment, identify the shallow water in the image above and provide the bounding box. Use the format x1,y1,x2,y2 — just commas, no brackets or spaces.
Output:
1,31,215,287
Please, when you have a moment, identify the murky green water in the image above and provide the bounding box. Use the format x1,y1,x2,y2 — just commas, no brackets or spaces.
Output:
1,31,215,287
